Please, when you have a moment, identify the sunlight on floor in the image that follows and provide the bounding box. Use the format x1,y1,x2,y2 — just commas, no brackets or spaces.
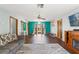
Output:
32,34,48,44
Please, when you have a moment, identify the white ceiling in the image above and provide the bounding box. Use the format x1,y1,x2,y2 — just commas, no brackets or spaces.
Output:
0,4,79,20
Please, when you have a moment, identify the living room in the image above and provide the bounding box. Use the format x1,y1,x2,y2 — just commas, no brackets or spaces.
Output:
0,4,79,54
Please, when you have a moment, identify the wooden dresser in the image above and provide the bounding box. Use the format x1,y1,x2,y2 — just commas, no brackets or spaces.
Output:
65,31,79,53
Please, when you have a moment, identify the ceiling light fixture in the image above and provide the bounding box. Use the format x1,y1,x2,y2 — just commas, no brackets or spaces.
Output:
37,4,45,20
37,4,44,8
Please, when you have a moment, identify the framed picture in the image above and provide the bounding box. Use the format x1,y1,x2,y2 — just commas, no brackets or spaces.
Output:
69,13,79,26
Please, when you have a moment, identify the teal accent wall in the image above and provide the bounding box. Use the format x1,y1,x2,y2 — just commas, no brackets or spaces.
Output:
28,21,51,35
44,22,51,34
23,22,26,31
28,22,34,35
28,22,37,35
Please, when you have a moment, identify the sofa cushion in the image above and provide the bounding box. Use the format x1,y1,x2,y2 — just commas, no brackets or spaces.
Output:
12,34,17,40
1,34,10,43
0,36,7,46
6,34,13,42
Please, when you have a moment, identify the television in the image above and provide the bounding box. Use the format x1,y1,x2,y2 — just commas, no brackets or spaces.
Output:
69,13,79,26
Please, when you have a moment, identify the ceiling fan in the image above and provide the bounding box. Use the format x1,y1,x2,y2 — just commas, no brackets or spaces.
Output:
37,14,46,20
37,4,46,20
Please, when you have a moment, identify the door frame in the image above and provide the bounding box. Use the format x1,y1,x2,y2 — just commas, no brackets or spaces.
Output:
57,19,62,39
34,23,45,34
9,16,18,36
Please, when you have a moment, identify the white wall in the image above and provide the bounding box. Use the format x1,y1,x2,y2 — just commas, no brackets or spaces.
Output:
62,8,79,41
51,19,57,35
0,9,26,35
0,9,11,34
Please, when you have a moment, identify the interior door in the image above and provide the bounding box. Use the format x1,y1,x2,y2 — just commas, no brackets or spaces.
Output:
34,24,45,34
57,19,62,39
21,21,26,35
21,21,24,35
9,16,18,36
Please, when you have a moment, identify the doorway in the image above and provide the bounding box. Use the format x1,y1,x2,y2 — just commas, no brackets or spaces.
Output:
57,19,62,39
21,21,24,35
28,21,51,35
9,16,18,36
33,24,45,35
33,23,48,44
